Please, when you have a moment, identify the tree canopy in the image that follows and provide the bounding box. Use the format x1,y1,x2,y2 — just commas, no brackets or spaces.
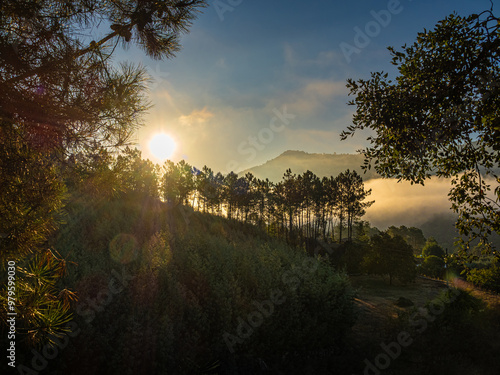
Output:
422,237,446,258
342,10,500,255
386,225,427,255
363,232,417,285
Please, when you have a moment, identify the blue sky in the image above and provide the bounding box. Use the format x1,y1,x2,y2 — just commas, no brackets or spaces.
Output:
126,0,494,172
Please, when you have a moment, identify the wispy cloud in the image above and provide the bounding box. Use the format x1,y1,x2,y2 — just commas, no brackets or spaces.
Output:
283,43,346,70
267,78,347,117
179,107,215,127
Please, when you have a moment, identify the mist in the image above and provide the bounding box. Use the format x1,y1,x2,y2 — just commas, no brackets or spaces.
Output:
363,176,497,231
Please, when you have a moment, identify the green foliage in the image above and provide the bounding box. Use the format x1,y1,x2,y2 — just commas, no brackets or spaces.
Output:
445,254,466,276
334,169,374,243
0,125,66,263
389,286,500,375
0,0,206,346
162,159,195,206
342,11,500,252
467,263,500,292
427,288,485,331
338,241,369,274
421,237,445,258
50,196,355,374
420,255,445,278
114,147,159,198
166,164,373,247
0,125,74,345
386,225,426,254
362,232,416,284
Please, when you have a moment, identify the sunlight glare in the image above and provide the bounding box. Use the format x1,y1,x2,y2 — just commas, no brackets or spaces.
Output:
148,133,176,161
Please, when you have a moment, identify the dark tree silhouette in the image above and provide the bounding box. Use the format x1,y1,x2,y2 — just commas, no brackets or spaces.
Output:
363,232,417,285
342,10,500,255
0,0,206,344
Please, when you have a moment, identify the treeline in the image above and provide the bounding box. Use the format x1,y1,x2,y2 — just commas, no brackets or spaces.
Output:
66,147,373,245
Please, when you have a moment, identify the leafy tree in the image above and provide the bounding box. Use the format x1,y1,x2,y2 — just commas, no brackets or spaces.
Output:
422,237,446,258
282,168,301,238
239,172,257,222
114,147,159,198
342,10,500,254
254,177,272,227
353,220,373,243
363,232,416,284
0,129,75,345
0,0,206,345
387,225,427,254
63,146,121,198
420,255,446,278
195,166,212,212
168,163,374,249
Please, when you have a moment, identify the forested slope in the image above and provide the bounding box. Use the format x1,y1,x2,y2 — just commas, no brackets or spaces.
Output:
27,192,356,375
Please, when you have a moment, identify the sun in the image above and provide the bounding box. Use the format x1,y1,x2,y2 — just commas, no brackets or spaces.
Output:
148,133,176,161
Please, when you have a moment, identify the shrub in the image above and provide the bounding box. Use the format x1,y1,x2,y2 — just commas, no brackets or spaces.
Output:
426,288,485,332
467,265,500,293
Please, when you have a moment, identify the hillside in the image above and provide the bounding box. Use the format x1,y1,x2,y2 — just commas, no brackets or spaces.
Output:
42,194,356,375
240,150,381,182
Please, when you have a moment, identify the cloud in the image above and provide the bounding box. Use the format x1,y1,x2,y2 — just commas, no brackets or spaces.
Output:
179,107,215,127
302,80,346,98
268,78,347,116
270,45,350,116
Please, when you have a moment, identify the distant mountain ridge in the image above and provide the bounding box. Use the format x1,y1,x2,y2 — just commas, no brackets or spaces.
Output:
240,150,381,182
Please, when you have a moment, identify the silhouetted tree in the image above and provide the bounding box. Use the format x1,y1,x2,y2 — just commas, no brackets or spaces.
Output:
422,237,446,258
0,0,206,345
162,160,195,206
387,225,427,255
342,10,500,254
334,170,373,243
363,232,416,285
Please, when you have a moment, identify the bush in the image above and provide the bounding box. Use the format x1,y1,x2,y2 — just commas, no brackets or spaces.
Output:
467,265,500,293
426,288,485,332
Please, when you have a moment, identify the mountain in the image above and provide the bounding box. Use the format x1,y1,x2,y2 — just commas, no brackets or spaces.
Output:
240,150,381,182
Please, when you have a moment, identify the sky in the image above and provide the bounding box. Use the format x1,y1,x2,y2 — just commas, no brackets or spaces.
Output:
120,0,494,173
